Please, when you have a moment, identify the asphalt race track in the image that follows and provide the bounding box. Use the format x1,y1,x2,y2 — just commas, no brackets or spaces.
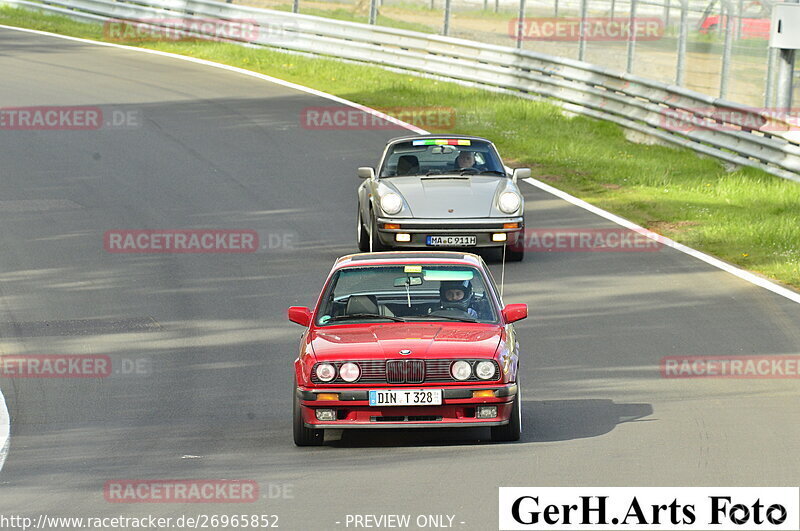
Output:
0,26,799,530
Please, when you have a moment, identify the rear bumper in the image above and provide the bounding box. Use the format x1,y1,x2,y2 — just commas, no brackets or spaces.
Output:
298,383,516,429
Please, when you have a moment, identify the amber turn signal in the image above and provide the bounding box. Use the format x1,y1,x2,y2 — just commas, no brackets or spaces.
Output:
317,393,340,401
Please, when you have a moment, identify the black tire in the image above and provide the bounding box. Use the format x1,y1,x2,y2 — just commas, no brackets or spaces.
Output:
357,206,370,252
370,212,389,252
293,390,324,446
505,223,525,262
491,383,521,442
506,245,525,262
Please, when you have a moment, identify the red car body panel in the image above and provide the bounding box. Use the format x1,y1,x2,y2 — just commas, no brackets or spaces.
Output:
291,252,525,431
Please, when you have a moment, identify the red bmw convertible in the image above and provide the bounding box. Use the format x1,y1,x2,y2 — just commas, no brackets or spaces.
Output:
288,251,527,446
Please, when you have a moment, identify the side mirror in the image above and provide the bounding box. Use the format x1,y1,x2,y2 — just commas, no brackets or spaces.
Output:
288,306,312,327
357,167,375,180
502,303,527,323
512,168,531,182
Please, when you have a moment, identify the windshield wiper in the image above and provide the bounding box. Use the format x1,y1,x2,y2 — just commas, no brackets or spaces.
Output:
479,170,506,176
326,313,406,323
426,171,470,177
416,314,478,322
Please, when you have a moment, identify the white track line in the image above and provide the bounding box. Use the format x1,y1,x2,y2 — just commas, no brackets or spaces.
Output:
524,177,800,305
0,390,9,473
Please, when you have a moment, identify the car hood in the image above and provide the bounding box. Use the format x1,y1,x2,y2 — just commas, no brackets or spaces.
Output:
387,175,508,218
309,323,502,361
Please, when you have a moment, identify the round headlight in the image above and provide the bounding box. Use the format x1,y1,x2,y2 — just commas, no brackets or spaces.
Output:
380,193,403,215
339,362,361,382
498,192,521,214
315,363,336,382
475,360,497,380
451,360,472,381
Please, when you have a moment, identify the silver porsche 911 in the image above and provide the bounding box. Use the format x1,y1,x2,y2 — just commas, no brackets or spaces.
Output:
356,135,531,261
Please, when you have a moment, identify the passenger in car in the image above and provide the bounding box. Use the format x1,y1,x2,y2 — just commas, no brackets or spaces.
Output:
396,155,420,176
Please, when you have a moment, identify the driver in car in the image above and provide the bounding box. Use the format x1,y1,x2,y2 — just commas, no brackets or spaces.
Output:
438,280,480,318
454,150,477,170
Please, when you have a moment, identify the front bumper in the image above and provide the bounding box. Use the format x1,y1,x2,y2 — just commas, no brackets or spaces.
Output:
297,383,517,429
375,216,524,249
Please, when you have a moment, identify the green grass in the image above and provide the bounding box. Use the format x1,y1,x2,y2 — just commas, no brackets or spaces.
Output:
2,6,799,288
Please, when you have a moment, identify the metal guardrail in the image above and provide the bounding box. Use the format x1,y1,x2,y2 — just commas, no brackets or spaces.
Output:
4,0,799,182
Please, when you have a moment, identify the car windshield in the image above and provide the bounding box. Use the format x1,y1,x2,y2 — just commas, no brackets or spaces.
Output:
379,139,505,177
315,264,499,325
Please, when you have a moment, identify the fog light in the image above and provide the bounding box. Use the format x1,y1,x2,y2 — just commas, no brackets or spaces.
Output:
315,409,336,421
492,233,507,242
473,390,495,398
476,406,497,419
317,393,339,401
395,233,411,242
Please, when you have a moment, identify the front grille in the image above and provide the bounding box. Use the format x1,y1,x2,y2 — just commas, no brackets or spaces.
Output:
383,359,425,383
311,359,500,384
359,360,386,380
406,360,424,383
371,415,443,422
386,360,405,384
373,416,405,422
424,360,455,380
